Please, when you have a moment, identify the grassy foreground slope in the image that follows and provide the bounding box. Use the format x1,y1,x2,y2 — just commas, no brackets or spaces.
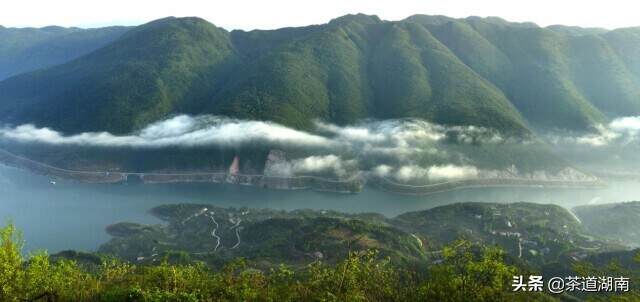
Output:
2,222,570,302
3,201,639,301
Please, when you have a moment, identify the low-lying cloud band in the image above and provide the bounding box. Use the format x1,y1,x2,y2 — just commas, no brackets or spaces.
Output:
0,114,603,182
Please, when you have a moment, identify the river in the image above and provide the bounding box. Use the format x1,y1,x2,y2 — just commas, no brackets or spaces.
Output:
1,164,639,253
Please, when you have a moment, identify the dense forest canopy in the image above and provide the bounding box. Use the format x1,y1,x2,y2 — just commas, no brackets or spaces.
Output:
1,15,639,135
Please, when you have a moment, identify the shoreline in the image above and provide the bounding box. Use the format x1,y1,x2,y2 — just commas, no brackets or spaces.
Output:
0,148,607,195
369,176,606,196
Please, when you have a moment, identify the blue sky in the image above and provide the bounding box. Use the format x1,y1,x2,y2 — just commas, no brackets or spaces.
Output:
2,0,639,30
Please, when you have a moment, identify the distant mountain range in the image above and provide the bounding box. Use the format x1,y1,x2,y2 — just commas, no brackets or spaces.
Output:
574,201,640,247
0,25,129,80
1,14,639,135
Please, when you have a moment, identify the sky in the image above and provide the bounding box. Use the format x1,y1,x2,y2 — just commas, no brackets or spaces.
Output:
1,0,639,30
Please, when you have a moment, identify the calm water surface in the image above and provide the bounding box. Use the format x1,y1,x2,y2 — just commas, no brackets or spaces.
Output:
1,164,638,253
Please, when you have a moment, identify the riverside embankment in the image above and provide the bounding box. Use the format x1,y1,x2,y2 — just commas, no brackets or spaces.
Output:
0,148,606,195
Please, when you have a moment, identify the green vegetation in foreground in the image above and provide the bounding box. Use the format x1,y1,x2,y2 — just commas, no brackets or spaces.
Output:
3,15,640,135
3,200,640,301
0,223,566,302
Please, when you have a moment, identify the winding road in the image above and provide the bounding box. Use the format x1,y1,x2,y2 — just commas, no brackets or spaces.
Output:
230,219,242,249
206,212,222,252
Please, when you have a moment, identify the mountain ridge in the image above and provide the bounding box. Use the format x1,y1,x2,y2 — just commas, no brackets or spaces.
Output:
0,24,130,80
1,14,639,135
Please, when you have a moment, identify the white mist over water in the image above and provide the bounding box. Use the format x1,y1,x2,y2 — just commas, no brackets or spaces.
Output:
0,115,505,149
0,115,334,148
0,116,512,182
549,116,640,147
3,116,640,253
545,116,640,173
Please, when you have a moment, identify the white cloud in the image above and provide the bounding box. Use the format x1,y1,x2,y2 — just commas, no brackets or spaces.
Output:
1,116,503,162
556,116,640,147
315,119,447,148
315,121,387,143
395,165,430,182
451,126,504,144
291,155,355,177
392,164,478,182
314,119,502,164
263,154,356,178
0,115,333,148
610,116,640,135
372,165,393,177
0,115,525,182
426,164,479,181
139,115,195,138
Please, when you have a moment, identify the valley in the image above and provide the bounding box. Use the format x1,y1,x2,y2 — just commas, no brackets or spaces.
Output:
2,10,640,300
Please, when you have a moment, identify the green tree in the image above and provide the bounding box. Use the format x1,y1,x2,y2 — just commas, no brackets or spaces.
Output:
419,240,546,302
0,222,24,301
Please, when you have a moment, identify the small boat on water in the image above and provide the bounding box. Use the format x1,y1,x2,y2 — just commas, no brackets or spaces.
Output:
49,180,57,185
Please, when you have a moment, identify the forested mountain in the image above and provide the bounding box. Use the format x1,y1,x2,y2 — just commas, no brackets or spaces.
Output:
0,25,129,80
1,15,639,135
574,201,640,247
